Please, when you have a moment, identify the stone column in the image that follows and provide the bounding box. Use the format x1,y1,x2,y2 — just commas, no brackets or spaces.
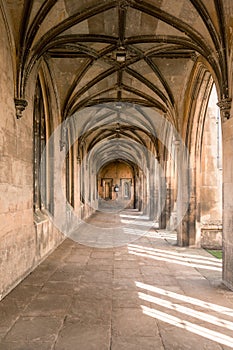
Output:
218,97,233,290
149,154,155,220
168,140,179,231
152,156,160,223
159,158,167,229
176,139,190,246
74,155,81,219
175,140,185,245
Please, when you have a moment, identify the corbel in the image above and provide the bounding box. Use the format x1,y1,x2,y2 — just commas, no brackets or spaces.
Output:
217,97,232,120
14,98,28,119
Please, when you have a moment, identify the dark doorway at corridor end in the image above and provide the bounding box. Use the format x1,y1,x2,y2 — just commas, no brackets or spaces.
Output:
97,160,136,211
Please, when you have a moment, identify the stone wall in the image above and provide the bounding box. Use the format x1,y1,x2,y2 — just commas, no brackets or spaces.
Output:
0,9,63,300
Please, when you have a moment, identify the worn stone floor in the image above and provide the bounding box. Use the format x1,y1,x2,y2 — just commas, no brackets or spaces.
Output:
0,209,233,350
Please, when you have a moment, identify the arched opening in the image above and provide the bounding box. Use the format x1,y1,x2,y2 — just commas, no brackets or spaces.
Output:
33,78,47,213
199,84,222,250
33,75,54,217
182,62,223,248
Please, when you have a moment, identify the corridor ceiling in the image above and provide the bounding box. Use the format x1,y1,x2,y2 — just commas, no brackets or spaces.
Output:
5,0,230,126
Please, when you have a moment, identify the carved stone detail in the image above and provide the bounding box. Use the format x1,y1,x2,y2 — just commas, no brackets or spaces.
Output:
119,0,134,9
14,98,28,119
217,97,232,120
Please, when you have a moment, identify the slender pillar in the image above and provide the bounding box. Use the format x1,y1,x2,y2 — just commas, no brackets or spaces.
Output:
219,98,233,289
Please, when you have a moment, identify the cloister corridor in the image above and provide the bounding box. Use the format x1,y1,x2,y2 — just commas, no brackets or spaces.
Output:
3,0,233,349
0,209,232,350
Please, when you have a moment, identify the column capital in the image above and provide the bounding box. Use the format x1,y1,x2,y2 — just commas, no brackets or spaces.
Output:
217,97,232,120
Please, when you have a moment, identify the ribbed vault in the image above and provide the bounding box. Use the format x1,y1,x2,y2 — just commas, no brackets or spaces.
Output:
3,0,229,126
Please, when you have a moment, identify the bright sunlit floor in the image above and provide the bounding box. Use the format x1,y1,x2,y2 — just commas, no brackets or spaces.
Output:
0,209,232,350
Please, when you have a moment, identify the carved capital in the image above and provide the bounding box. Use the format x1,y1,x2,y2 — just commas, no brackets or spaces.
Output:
14,98,28,119
217,97,232,120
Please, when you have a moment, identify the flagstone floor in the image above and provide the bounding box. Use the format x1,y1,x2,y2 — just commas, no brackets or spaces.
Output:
0,209,233,350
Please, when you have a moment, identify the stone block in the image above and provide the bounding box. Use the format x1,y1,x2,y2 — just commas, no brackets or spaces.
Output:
200,227,222,249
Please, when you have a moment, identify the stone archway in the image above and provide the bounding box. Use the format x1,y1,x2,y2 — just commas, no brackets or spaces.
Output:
199,85,222,250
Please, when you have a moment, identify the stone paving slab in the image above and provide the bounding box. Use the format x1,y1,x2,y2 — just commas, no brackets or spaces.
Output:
4,316,63,342
22,293,72,317
73,283,112,302
112,307,159,337
0,209,233,349
111,336,164,350
54,320,111,350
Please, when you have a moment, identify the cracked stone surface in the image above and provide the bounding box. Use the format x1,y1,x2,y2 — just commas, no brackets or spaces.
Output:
0,210,232,350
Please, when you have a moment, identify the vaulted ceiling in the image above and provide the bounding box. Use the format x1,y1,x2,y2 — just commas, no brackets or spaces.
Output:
3,0,231,125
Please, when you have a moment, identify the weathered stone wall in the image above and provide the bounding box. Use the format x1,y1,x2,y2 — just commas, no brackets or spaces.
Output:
0,9,63,299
